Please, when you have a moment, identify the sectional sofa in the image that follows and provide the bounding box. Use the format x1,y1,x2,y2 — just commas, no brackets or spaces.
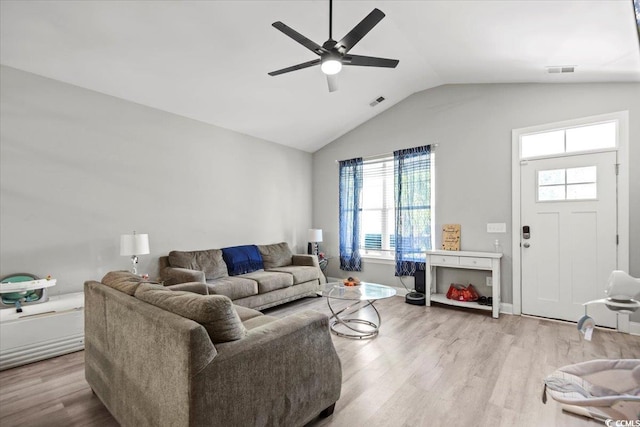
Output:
85,271,342,426
159,242,326,310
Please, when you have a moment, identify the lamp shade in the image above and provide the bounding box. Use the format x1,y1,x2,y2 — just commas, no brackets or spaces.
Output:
307,229,323,243
120,233,150,256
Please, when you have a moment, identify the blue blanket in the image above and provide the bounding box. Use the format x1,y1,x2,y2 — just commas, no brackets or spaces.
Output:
221,245,264,276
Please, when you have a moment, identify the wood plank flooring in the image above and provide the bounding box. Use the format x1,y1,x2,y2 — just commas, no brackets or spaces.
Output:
1,295,638,426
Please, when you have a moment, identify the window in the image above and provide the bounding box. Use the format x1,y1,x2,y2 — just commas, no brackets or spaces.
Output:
360,157,395,257
358,147,433,263
339,146,433,273
521,121,616,159
538,166,597,201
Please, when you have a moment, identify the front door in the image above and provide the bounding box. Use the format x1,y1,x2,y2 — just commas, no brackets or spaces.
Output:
520,151,618,327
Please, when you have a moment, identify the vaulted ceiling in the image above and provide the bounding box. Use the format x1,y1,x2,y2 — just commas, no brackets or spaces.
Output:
2,1,639,152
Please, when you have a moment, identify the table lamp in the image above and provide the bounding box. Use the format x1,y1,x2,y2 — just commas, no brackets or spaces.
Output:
307,229,323,256
120,231,150,275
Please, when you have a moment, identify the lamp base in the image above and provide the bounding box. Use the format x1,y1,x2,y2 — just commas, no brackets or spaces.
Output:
130,255,139,275
308,242,319,256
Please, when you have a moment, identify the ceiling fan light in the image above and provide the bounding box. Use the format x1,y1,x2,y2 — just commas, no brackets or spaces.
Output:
321,59,342,75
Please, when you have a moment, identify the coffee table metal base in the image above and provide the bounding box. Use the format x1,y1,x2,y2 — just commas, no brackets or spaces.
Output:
326,298,381,339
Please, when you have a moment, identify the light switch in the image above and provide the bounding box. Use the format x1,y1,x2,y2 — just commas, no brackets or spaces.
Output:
487,223,507,233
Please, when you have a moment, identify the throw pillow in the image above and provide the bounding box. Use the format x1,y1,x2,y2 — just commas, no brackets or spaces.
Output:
221,245,264,276
168,249,229,280
135,283,246,343
258,242,293,269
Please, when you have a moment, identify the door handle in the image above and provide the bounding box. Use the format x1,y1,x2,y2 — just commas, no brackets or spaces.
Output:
523,242,530,248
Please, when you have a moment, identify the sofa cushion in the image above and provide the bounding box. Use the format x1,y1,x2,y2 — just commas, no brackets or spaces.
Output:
233,305,263,322
135,283,246,343
101,271,144,295
266,266,319,284
258,242,293,269
221,245,264,276
233,280,319,311
206,276,258,300
242,315,279,331
168,249,228,280
240,270,293,293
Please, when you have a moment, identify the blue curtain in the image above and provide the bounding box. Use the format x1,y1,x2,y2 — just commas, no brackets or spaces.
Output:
339,158,363,271
394,145,432,276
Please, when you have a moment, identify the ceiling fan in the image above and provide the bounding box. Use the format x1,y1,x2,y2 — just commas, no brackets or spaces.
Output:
268,0,399,92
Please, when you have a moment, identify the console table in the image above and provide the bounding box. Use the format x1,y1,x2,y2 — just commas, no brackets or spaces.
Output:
425,250,502,318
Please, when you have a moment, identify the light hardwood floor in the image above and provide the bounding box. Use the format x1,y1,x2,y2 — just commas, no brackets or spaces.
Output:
1,295,638,427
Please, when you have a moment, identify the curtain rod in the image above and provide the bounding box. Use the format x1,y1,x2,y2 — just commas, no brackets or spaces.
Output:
334,143,438,164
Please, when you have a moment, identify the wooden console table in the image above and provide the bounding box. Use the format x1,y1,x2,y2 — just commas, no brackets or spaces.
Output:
425,250,502,318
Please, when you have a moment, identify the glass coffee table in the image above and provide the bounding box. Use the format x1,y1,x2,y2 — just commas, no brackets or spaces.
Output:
320,282,397,339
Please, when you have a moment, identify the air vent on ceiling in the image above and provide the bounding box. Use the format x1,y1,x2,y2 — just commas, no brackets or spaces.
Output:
370,96,386,107
547,66,576,74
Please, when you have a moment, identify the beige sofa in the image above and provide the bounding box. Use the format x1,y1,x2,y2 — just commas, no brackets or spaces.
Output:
160,242,326,310
85,271,342,427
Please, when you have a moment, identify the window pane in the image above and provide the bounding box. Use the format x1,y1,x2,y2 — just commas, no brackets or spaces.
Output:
538,169,565,186
359,156,400,256
361,209,382,249
521,130,565,158
361,175,383,208
566,122,616,153
539,185,565,201
567,166,596,184
386,209,395,249
364,233,382,250
567,183,597,200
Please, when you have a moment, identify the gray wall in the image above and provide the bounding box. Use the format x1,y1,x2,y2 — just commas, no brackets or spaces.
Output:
0,66,313,295
312,83,640,310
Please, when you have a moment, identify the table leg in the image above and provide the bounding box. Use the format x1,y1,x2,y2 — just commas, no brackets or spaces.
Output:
326,298,381,339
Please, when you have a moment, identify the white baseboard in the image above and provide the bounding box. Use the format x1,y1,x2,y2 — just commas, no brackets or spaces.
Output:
393,287,410,296
499,302,514,315
326,280,637,334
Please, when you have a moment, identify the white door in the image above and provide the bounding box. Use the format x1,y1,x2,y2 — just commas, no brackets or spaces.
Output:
520,151,618,327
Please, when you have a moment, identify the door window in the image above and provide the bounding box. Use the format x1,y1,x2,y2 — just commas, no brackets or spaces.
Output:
537,166,597,201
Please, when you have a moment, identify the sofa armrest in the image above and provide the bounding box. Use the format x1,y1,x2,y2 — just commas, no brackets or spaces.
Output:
191,310,342,426
292,254,317,267
292,254,326,283
166,282,209,295
161,266,205,286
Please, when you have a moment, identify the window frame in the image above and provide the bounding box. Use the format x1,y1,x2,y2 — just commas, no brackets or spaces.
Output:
359,156,395,260
358,151,436,262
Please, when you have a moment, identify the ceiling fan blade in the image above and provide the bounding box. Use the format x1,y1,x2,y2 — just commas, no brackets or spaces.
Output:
343,54,399,68
326,74,338,92
268,59,321,76
336,8,385,53
272,22,325,56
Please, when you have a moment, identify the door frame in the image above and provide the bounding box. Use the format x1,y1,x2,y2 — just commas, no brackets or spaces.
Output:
511,111,630,316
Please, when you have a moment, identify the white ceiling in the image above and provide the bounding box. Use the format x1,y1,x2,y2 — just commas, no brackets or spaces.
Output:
1,1,639,153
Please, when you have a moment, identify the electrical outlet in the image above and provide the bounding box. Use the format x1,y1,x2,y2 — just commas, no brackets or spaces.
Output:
486,276,492,286
487,223,507,233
